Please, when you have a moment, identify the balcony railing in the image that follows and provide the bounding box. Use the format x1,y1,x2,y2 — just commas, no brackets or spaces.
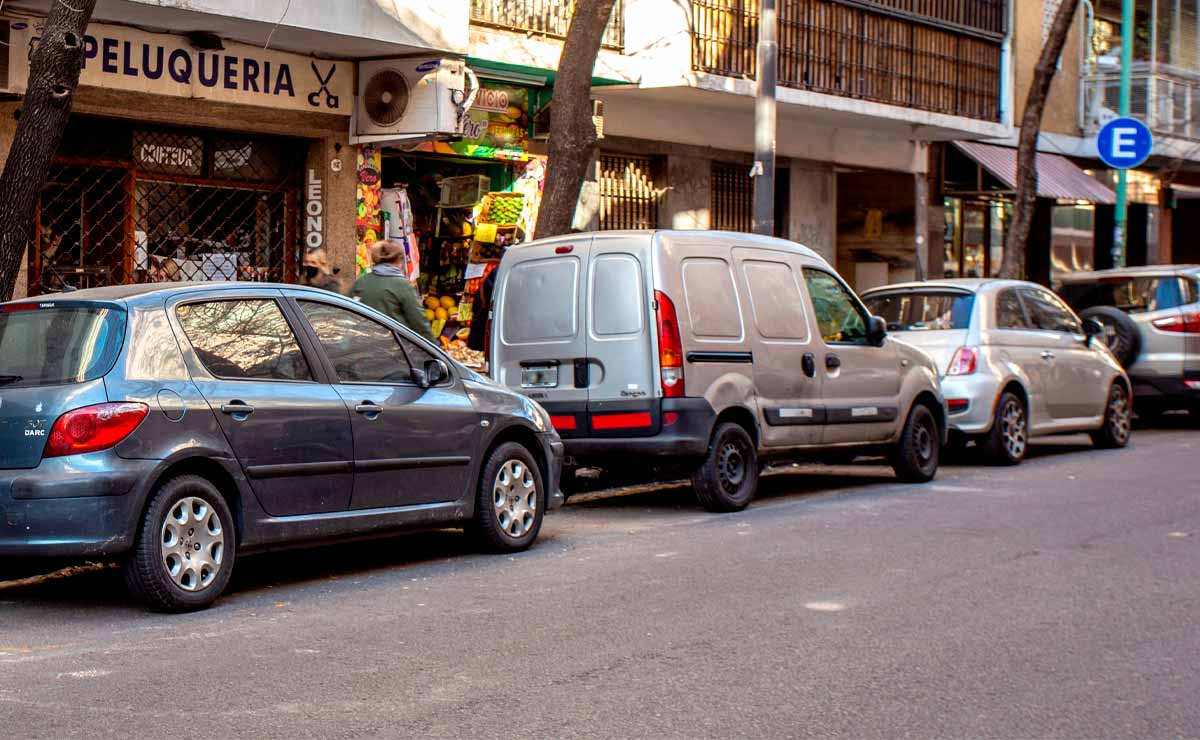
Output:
691,0,1006,122
1082,62,1200,141
470,0,625,50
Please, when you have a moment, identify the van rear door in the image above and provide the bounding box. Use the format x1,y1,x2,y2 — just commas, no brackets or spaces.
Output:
494,237,591,436
585,233,658,436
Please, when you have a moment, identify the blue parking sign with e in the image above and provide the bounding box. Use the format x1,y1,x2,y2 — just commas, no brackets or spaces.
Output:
1097,117,1153,169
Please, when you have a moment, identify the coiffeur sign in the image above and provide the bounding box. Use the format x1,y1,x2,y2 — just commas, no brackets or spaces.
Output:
7,20,352,116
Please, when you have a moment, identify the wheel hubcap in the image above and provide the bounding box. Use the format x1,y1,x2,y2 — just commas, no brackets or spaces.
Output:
1108,387,1131,444
914,419,935,463
493,460,537,538
717,441,747,492
1000,399,1026,459
160,497,224,592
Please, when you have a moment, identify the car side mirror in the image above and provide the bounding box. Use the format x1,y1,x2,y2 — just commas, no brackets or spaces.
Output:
424,358,450,386
1083,318,1104,344
867,315,887,346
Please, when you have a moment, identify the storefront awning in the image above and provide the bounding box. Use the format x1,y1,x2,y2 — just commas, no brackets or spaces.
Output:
954,141,1117,205
465,58,635,88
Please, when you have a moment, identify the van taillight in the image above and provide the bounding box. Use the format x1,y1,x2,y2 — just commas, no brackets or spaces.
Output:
44,403,149,458
947,347,978,376
1152,313,1200,334
655,290,685,398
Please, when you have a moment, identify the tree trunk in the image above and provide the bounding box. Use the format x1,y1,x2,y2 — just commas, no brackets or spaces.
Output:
0,0,98,302
534,0,618,239
1000,0,1078,280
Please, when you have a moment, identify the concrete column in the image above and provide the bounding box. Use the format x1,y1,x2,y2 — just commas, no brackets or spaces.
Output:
787,164,835,264
307,134,356,286
664,155,711,230
914,173,929,281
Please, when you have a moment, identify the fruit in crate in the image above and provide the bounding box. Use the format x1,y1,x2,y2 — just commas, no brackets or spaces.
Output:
439,296,457,310
424,309,436,321
424,296,440,310
434,307,449,321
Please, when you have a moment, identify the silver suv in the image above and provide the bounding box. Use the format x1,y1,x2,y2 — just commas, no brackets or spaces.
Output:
1056,266,1200,418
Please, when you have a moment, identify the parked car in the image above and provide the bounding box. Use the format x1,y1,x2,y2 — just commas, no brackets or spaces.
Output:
861,279,1132,465
490,230,946,512
0,283,563,612
1056,265,1200,418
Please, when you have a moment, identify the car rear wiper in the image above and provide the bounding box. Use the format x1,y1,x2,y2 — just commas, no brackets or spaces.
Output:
0,374,23,386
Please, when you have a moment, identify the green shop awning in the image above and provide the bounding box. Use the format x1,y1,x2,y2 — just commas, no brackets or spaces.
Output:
465,58,634,89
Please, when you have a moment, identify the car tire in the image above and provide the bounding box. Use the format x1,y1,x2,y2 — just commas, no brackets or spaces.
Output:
692,422,759,512
1091,383,1132,449
469,442,545,553
124,475,237,613
1080,306,1141,368
981,391,1027,466
891,403,940,483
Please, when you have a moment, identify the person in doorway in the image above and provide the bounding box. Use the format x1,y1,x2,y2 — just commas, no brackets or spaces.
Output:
352,240,433,340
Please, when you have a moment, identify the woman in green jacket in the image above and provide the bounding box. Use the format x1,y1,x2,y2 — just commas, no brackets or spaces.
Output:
351,240,434,340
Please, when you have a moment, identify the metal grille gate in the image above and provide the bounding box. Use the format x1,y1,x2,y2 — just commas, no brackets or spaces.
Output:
598,154,661,230
710,161,753,233
32,119,300,295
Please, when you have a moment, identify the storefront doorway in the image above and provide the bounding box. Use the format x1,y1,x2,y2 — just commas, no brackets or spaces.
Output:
32,117,303,295
942,199,1009,279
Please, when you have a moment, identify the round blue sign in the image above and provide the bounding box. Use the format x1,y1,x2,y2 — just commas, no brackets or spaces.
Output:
1097,117,1153,169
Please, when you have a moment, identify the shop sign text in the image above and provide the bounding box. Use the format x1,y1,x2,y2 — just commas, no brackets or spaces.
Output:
306,169,324,250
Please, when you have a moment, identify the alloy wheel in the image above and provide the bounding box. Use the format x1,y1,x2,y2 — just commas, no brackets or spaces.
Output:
160,497,225,592
1108,386,1131,445
1000,398,1027,460
493,460,538,538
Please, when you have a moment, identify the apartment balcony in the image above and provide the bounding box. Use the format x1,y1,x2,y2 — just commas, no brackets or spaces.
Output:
690,0,1006,123
470,0,625,50
1082,62,1200,142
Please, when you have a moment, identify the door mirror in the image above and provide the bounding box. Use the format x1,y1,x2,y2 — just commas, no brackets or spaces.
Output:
423,358,450,386
1083,318,1104,344
866,315,888,346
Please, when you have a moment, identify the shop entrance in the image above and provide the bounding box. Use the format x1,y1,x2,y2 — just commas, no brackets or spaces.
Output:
32,117,302,295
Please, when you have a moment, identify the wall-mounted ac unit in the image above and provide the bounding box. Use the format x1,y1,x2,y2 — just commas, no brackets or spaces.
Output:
354,57,476,143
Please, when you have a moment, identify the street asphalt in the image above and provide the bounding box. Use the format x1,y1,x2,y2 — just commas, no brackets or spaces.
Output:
1,424,1199,739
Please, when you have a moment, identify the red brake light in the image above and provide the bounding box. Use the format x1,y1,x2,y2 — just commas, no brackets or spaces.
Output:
947,347,978,376
44,403,149,458
1152,313,1200,333
654,290,685,398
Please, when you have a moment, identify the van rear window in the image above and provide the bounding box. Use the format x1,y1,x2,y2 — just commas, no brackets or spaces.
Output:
0,303,126,388
503,258,580,343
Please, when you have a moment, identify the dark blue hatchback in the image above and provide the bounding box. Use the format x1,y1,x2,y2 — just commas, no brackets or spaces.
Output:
1,283,563,612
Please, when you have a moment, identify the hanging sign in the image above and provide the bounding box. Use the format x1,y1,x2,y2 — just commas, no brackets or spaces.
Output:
418,85,529,161
8,20,352,116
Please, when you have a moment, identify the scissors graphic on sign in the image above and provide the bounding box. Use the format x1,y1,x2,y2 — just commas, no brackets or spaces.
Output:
308,62,340,110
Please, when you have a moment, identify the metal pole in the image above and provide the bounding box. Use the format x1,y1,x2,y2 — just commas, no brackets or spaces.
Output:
752,0,777,236
1114,0,1134,267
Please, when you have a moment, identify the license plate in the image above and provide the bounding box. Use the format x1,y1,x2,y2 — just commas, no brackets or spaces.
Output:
521,366,558,388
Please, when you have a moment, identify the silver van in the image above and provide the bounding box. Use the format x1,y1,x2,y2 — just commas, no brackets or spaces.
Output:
490,230,946,512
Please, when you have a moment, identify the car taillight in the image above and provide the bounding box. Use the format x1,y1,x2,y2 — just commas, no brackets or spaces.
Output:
44,403,149,458
947,347,978,376
1152,313,1200,333
654,290,685,398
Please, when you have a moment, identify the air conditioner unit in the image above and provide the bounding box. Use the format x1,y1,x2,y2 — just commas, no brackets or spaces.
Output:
354,57,476,143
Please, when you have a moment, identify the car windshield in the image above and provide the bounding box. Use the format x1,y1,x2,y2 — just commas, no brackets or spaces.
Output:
1057,277,1183,314
863,291,974,331
0,302,126,388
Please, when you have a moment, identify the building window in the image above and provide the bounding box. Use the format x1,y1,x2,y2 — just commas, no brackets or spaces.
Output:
598,154,661,230
711,161,753,233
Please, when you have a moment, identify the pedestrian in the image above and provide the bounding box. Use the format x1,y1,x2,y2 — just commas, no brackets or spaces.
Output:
351,240,433,340
302,248,345,294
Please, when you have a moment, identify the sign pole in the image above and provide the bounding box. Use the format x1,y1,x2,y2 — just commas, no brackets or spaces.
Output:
1114,0,1134,268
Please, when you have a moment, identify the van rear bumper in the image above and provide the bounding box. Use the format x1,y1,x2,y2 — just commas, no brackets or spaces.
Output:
561,398,715,462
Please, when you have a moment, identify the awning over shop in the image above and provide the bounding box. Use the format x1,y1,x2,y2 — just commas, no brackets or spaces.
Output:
954,141,1117,205
465,58,635,88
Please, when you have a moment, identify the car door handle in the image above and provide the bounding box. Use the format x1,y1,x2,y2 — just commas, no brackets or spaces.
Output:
825,354,841,371
802,352,816,378
355,402,383,415
1040,351,1055,360
220,402,254,416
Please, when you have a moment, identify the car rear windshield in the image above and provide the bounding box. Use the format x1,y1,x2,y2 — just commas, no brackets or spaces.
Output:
0,302,126,388
1057,277,1189,315
863,291,974,331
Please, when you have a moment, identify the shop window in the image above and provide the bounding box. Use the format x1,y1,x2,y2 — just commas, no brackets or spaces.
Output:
711,162,753,233
598,154,661,231
32,119,300,295
1050,204,1095,278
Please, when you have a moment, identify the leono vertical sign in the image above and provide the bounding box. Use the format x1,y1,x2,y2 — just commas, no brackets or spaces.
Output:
306,170,324,250
7,20,352,116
